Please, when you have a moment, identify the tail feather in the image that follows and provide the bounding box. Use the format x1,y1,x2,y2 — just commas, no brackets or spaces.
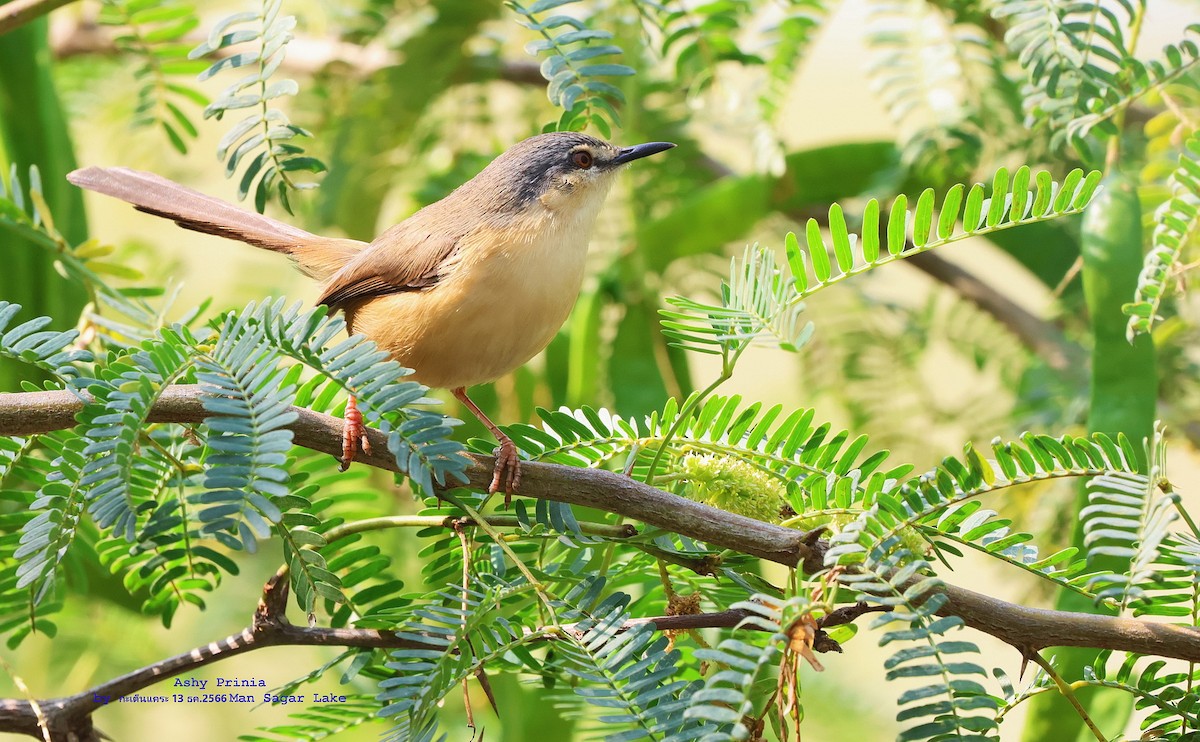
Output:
67,166,363,279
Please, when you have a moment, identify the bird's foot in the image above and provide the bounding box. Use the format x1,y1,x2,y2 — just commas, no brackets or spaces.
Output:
489,437,521,505
340,395,372,472
450,386,520,504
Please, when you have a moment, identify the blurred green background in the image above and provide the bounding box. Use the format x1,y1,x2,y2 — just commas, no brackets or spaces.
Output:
3,0,1200,739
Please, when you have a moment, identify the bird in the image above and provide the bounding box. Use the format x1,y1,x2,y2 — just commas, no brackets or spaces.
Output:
67,132,675,500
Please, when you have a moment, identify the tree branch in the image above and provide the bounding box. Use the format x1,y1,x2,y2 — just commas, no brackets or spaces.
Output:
906,251,1081,371
49,18,544,84
0,385,811,566
2,385,1199,738
0,0,75,36
0,568,771,739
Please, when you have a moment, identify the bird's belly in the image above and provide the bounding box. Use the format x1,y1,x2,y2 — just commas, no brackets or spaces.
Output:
347,240,587,390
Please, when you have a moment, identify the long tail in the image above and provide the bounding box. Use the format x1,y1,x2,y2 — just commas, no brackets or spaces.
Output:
67,166,364,280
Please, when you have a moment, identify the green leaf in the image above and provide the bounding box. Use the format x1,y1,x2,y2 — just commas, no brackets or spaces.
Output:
829,202,853,271
806,218,831,282
862,198,880,262
887,194,907,256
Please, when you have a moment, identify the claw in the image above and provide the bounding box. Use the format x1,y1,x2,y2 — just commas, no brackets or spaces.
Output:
452,387,524,504
489,438,522,505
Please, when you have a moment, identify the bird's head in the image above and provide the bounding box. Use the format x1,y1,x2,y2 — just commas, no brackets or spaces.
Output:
476,132,675,215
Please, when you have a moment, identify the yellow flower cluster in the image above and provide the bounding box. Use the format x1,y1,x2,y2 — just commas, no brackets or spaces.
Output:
678,453,787,522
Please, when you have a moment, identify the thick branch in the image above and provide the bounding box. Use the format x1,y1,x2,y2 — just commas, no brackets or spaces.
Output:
0,0,75,36
0,385,810,566
2,383,1200,738
934,581,1200,661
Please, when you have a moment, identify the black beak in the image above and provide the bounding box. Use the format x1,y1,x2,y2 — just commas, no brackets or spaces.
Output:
612,141,676,166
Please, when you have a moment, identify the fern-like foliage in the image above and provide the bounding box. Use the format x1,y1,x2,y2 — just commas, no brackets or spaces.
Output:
1128,531,1200,620
548,593,699,740
182,300,462,597
786,166,1102,301
0,434,67,646
0,436,27,488
507,0,634,135
0,302,91,384
377,575,547,740
661,169,1100,361
503,394,906,497
95,489,240,627
193,311,295,552
662,245,815,357
251,299,468,494
827,516,999,741
99,0,209,153
65,333,240,624
993,0,1148,155
13,437,87,606
287,459,388,622
236,696,381,741
683,597,790,738
408,484,599,592
802,425,1164,739
379,572,704,741
190,0,325,212
875,430,1147,604
79,332,192,540
1125,131,1200,339
1069,24,1200,144
1085,651,1200,739
1082,470,1171,602
1081,451,1174,611
5,297,465,628
483,397,898,597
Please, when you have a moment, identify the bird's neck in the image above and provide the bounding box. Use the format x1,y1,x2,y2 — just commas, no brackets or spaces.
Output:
533,179,615,242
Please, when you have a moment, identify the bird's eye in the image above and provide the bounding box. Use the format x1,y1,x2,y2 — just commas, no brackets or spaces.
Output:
571,150,594,169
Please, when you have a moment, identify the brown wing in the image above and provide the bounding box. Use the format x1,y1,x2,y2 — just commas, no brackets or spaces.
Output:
316,220,462,309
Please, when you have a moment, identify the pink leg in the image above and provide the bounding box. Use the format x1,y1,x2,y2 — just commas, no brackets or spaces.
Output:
452,387,520,503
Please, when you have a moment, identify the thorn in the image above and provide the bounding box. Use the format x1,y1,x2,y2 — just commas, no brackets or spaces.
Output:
475,666,499,715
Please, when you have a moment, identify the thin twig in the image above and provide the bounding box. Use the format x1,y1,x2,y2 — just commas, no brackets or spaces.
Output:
1026,653,1108,742
49,18,544,84
445,492,560,622
0,597,786,739
0,0,76,36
